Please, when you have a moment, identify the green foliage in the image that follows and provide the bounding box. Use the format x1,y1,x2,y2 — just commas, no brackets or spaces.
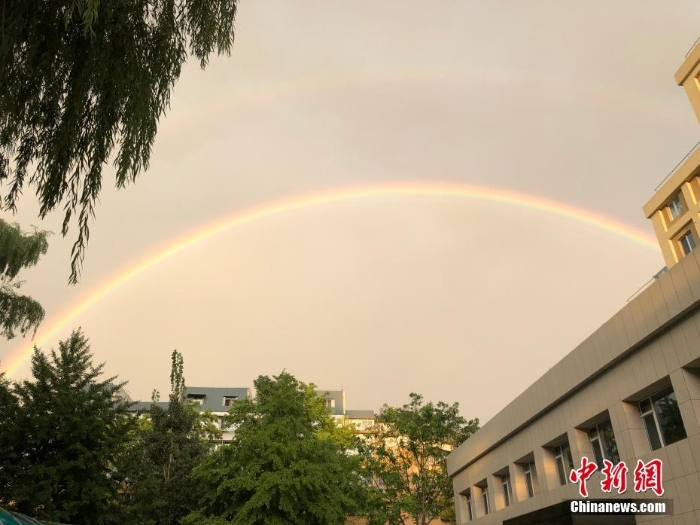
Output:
117,350,221,525
0,0,238,283
0,220,50,280
3,329,135,525
0,219,50,339
357,393,479,525
185,372,361,525
0,370,21,507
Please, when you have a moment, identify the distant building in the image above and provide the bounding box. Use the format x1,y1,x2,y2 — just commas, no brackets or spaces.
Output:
316,389,375,432
128,386,251,444
128,386,374,443
446,36,700,525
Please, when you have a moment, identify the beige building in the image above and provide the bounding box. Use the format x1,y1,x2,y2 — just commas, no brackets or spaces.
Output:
644,40,700,270
316,388,376,432
447,38,700,525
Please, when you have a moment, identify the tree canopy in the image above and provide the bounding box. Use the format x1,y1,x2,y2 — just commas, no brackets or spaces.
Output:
0,0,238,283
185,372,362,525
1,329,134,524
117,350,221,525
357,393,479,525
0,219,50,339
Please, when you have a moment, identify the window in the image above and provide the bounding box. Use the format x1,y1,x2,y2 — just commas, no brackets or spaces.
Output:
465,491,474,521
482,488,490,515
679,230,696,256
187,394,205,405
325,398,336,409
668,193,685,219
554,443,574,486
501,474,512,507
223,396,238,407
588,420,619,466
639,387,687,451
523,462,537,498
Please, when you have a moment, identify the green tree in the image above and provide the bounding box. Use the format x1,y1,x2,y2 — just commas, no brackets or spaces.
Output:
117,350,221,525
7,329,134,524
0,219,50,339
185,372,362,525
357,393,479,525
0,0,238,283
0,369,21,507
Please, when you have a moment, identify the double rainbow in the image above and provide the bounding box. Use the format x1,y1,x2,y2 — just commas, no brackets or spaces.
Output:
1,182,658,377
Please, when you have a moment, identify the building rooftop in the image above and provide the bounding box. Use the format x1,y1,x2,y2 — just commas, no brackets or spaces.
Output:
127,386,251,414
185,386,251,413
447,247,700,477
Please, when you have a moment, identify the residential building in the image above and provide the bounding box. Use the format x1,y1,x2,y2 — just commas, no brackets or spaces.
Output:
316,389,375,431
447,36,700,525
128,386,251,444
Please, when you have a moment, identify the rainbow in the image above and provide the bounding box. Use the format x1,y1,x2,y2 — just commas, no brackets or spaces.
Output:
161,67,681,133
1,182,658,377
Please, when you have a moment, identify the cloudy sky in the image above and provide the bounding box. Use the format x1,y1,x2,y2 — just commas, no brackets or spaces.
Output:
3,1,700,423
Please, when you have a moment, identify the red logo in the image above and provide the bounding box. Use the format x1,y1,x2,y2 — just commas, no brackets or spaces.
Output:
600,459,628,494
570,457,664,497
570,457,598,497
633,459,664,496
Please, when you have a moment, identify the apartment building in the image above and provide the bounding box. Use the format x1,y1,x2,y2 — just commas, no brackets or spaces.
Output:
316,389,376,432
129,386,251,444
129,386,374,442
446,37,700,525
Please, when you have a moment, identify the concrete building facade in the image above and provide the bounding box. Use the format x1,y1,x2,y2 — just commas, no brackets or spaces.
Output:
447,37,700,525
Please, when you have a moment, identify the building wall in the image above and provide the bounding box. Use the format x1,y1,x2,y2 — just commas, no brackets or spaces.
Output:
643,41,700,270
674,42,700,125
447,248,700,525
643,150,700,270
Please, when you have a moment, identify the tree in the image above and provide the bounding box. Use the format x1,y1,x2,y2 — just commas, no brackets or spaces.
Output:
0,369,21,506
117,350,221,525
7,329,135,524
0,0,238,283
0,219,50,339
185,372,362,525
357,393,479,525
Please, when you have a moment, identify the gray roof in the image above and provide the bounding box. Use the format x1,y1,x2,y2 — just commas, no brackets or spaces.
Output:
185,386,251,413
126,387,250,414
128,401,168,413
345,409,375,419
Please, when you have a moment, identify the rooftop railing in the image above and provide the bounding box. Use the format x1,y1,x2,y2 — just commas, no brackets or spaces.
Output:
626,266,668,303
654,140,700,191
686,35,700,57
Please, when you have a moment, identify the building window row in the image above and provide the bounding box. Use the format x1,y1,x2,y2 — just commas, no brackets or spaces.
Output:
461,382,689,521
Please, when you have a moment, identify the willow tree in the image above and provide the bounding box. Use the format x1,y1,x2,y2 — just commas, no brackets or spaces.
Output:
0,220,50,339
0,0,238,283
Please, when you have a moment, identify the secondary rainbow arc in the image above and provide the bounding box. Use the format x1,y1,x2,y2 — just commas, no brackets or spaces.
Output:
1,182,658,378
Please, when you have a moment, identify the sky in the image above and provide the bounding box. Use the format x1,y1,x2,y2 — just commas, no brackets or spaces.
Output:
2,0,700,424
